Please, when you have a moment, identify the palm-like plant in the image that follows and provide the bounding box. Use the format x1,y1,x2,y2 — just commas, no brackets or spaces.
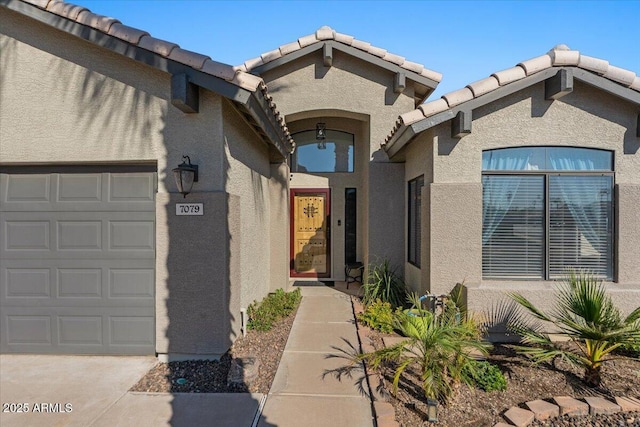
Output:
509,270,640,387
358,296,489,401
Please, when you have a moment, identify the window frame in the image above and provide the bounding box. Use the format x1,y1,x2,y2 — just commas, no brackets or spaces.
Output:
290,129,355,173
481,147,615,281
408,175,424,268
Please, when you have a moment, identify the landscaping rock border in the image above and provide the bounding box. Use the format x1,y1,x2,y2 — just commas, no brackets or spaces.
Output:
351,295,640,427
497,396,640,426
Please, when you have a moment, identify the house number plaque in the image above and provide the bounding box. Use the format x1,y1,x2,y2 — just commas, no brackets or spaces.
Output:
176,203,204,216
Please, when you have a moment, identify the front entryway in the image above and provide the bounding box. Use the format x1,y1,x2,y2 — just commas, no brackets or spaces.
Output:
290,189,330,278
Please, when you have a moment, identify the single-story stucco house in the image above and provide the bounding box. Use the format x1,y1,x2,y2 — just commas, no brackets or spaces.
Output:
1,0,639,360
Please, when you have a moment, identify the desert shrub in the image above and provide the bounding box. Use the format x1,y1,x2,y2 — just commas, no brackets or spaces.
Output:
362,259,407,309
509,269,640,387
358,298,490,402
357,299,397,334
462,360,507,392
247,288,302,331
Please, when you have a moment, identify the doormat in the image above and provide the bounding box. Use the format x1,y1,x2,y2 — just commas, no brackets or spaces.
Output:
292,281,334,287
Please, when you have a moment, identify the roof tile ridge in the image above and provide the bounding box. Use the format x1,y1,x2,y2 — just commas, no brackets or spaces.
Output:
258,80,295,151
547,45,639,91
19,0,292,147
34,1,290,91
22,0,53,8
240,25,442,82
385,45,640,145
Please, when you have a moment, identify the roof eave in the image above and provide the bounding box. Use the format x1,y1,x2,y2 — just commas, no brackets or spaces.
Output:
573,68,640,105
385,67,640,158
249,41,439,97
2,0,293,154
241,92,292,160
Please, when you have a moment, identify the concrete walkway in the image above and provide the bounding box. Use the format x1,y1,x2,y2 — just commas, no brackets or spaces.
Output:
0,355,264,427
258,285,374,427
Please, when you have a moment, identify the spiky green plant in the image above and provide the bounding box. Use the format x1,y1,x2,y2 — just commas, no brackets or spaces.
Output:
361,259,407,309
358,297,489,402
509,270,640,387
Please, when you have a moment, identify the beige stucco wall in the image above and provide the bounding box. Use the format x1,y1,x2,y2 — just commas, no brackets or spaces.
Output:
155,192,240,357
404,80,640,317
0,9,225,194
261,50,416,277
402,131,433,290
0,9,287,358
222,100,281,310
269,161,290,292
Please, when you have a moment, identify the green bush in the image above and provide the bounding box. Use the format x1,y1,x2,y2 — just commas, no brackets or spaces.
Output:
247,288,301,331
358,299,490,402
462,360,507,392
509,269,640,387
357,299,397,334
362,259,407,309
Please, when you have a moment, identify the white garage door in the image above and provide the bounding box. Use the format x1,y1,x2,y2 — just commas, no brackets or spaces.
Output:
0,168,156,355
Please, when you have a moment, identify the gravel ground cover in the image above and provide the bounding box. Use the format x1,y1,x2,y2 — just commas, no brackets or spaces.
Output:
130,290,638,427
366,329,640,427
130,305,297,394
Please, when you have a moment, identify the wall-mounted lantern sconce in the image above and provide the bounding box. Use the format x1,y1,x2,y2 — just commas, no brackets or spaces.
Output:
172,155,198,198
427,398,438,423
316,123,327,150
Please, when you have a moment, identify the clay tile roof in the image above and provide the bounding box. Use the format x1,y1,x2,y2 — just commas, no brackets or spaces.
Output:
240,25,443,83
384,45,640,146
16,0,294,152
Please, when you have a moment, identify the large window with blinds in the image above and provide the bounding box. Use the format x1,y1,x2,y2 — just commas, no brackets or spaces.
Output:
482,147,613,280
408,175,424,267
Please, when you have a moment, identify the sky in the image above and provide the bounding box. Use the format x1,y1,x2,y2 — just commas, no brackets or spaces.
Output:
76,0,640,100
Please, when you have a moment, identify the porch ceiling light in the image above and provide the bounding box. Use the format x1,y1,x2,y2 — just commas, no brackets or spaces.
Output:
172,155,198,198
316,123,327,150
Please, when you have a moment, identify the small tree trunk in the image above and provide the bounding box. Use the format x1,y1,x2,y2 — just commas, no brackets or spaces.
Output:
584,365,602,387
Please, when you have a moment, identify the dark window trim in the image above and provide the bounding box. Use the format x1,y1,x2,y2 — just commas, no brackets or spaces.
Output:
345,188,357,265
408,175,424,268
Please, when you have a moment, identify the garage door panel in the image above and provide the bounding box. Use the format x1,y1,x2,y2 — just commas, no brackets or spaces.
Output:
4,315,52,344
109,173,155,202
109,269,154,298
1,173,155,212
1,213,154,260
109,220,154,251
5,268,51,298
1,307,155,354
58,174,102,202
3,262,154,307
4,220,51,251
59,315,103,345
58,268,103,298
110,316,155,345
58,221,102,251
1,174,51,204
1,171,156,355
